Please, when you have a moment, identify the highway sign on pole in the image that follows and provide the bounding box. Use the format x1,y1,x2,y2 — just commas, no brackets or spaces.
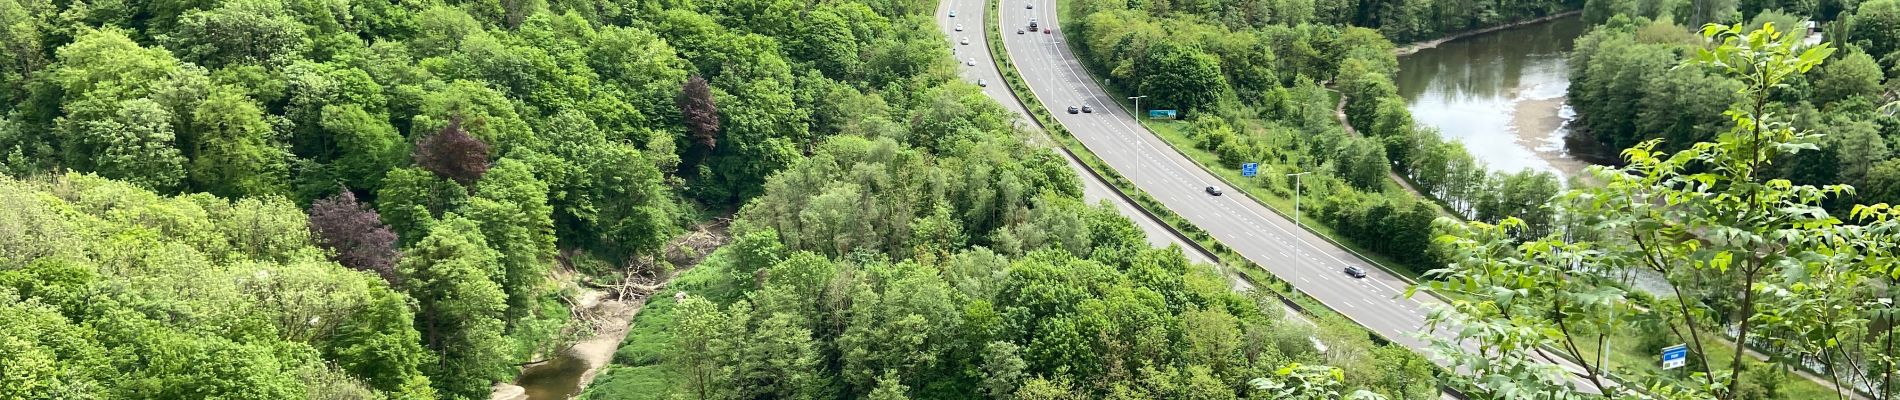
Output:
1662,344,1688,370
1241,163,1259,177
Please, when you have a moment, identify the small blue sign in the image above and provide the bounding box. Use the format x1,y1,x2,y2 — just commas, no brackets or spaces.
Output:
1148,109,1177,120
1661,344,1688,370
1241,163,1259,177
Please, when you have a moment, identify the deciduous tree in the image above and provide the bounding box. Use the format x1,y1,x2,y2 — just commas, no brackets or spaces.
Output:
308,190,401,283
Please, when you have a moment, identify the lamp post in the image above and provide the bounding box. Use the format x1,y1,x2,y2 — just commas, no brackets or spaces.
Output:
1129,95,1147,182
1287,171,1312,228
1288,171,1312,270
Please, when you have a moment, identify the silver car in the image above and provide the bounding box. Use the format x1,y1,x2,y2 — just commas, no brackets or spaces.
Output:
960,37,970,45
966,58,977,66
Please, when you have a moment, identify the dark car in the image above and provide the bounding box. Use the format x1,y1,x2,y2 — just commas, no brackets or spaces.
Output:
1343,266,1367,278
1081,105,1093,113
1017,29,1025,34
1204,186,1222,196
1067,106,1080,114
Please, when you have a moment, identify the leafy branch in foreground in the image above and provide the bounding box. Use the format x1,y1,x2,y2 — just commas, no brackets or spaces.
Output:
1415,22,1900,400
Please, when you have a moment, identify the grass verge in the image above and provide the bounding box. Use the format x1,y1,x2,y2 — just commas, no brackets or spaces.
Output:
985,0,1412,349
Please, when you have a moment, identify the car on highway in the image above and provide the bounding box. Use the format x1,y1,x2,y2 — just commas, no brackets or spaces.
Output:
1204,186,1222,196
955,24,963,31
1081,105,1093,113
966,58,977,66
948,10,956,17
977,79,987,87
1343,266,1367,279
960,37,969,45
1026,2,1033,8
1017,29,1025,34
1028,19,1038,31
1067,106,1080,114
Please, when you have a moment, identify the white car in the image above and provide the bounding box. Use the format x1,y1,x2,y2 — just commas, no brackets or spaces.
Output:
966,58,977,66
948,10,956,17
955,24,964,31
960,37,970,45
1027,3,1033,8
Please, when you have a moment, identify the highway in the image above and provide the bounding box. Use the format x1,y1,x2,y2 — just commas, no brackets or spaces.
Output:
984,0,1610,395
932,0,1219,268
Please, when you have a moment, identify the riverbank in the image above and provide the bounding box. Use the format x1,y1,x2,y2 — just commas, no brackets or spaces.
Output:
497,290,645,400
494,221,732,400
1509,96,1594,179
1395,10,1584,56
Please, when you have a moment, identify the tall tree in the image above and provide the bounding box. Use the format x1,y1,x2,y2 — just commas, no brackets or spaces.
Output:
413,116,491,186
186,87,288,198
398,216,512,399
679,74,721,153
1846,0,1900,60
465,158,556,326
308,190,402,283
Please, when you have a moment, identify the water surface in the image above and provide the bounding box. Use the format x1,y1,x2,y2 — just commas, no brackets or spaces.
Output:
1396,15,1605,177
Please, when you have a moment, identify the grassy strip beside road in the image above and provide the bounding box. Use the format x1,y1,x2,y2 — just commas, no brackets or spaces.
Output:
1041,3,1850,398
1044,0,1434,285
983,0,1424,350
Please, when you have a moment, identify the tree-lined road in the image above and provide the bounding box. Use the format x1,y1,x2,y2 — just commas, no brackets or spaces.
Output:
933,0,1218,268
988,0,1607,394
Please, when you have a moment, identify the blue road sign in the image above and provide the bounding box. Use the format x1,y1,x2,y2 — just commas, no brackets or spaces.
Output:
1148,109,1178,120
1241,163,1259,177
1662,344,1688,370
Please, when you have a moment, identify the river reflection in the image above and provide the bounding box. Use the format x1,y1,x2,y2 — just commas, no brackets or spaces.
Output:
1396,15,1604,178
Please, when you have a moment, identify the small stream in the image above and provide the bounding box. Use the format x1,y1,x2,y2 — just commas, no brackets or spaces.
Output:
514,350,592,399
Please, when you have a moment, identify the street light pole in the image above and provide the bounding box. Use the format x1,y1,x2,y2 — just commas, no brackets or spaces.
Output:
1129,95,1147,182
1288,171,1312,270
1287,171,1312,228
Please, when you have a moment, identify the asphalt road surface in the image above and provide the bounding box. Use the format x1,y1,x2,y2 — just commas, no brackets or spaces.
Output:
989,0,1610,395
933,0,1219,268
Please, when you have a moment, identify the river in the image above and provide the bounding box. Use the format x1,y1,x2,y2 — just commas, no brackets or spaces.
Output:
1395,15,1681,295
1395,14,1616,179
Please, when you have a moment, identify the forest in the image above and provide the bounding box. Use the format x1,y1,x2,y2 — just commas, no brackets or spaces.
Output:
0,0,1442,397
583,125,1439,399
1566,2,1900,209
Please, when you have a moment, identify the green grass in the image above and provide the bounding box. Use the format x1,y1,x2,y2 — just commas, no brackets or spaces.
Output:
1044,0,1434,283
984,0,1432,347
1139,119,1432,282
580,247,740,400
1567,328,1842,399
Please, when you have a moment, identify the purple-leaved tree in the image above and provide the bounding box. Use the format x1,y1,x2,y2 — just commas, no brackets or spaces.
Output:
678,74,720,151
413,116,491,185
308,190,401,284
